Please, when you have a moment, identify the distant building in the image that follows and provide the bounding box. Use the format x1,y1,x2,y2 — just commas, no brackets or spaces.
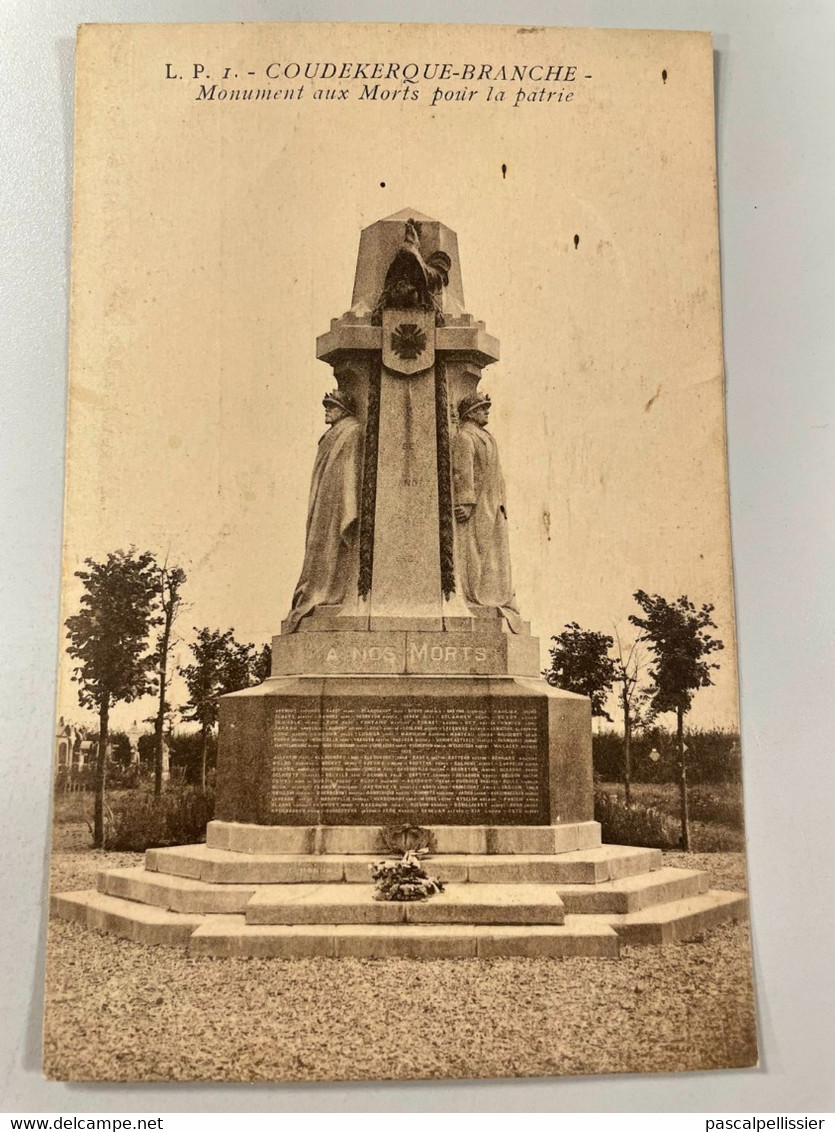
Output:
54,717,109,784
54,716,83,774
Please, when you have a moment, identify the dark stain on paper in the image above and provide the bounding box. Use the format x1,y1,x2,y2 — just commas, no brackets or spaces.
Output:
645,386,662,412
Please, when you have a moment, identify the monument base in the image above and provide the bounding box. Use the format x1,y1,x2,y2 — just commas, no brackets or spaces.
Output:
52,821,749,956
216,675,592,828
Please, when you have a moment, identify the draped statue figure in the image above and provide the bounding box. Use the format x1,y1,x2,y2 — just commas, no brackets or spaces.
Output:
451,392,520,629
285,389,362,632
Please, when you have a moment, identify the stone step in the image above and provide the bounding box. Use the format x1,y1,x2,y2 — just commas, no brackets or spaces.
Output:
51,884,747,951
95,863,704,918
459,846,662,885
188,916,619,958
98,866,257,914
592,891,750,945
555,867,708,915
245,883,566,926
146,843,661,886
51,890,204,946
206,819,602,856
146,844,347,884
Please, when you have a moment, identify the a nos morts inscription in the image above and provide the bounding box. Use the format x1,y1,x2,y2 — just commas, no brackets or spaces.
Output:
269,696,550,824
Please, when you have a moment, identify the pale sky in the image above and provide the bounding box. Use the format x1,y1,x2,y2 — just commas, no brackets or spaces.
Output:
59,23,737,736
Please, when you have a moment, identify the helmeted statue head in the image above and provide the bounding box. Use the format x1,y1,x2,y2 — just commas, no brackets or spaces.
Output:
322,389,357,416
457,392,491,421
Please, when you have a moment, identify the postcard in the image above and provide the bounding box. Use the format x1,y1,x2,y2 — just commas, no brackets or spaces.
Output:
46,21,755,1083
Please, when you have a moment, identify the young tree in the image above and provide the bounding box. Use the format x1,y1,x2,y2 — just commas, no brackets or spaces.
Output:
150,559,187,796
610,630,653,806
251,643,272,684
180,628,261,787
65,549,160,846
544,622,616,721
629,591,724,849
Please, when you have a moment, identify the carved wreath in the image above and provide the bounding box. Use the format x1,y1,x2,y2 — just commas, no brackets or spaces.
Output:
390,323,427,361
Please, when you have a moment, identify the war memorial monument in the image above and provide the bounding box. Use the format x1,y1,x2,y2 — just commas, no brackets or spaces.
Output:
53,212,747,957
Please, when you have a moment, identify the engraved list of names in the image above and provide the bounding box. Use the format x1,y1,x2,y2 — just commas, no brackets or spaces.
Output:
269,695,549,824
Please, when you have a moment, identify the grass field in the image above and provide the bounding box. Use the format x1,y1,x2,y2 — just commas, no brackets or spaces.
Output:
598,780,747,851
52,780,747,844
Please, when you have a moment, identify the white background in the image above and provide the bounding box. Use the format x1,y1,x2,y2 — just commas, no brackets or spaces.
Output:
1,0,833,1114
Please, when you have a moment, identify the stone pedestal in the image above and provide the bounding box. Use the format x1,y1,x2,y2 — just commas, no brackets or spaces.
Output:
216,675,592,828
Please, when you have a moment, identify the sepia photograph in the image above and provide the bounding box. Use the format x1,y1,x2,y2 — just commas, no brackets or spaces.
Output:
40,19,760,1087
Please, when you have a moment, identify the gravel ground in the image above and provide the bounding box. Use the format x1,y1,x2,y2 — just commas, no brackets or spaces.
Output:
49,848,145,892
663,851,748,891
43,849,757,1084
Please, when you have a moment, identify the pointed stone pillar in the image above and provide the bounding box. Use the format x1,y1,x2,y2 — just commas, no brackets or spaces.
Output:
313,208,502,635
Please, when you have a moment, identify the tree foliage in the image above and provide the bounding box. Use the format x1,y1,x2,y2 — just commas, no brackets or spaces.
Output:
180,629,246,730
180,627,264,785
251,643,272,684
107,731,132,766
137,731,157,766
544,622,616,720
66,549,161,714
65,548,160,845
628,591,724,716
168,729,218,784
628,590,724,850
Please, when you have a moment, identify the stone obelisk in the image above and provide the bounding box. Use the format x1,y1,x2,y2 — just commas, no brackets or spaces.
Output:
216,210,593,829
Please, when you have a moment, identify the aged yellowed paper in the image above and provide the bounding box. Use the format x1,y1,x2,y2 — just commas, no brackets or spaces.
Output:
47,22,754,1083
